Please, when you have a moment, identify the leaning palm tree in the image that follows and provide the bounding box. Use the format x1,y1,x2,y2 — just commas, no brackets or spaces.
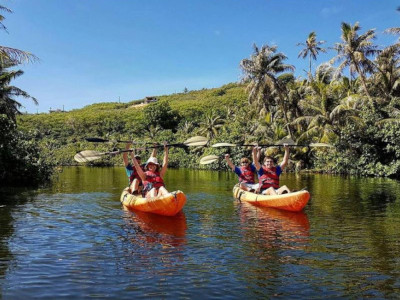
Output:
331,22,379,109
297,32,326,80
383,7,400,37
0,63,38,122
240,44,295,138
0,5,37,64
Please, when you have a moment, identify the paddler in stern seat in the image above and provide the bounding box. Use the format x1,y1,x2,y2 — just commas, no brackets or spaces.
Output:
123,142,156,195
131,142,169,198
253,144,291,195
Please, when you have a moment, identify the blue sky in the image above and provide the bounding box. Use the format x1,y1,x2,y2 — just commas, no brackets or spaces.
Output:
2,0,399,113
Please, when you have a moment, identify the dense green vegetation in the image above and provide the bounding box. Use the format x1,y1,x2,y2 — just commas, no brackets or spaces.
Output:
0,5,52,187
11,18,400,180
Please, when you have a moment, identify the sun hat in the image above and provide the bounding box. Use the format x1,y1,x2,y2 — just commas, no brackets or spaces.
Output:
146,157,160,167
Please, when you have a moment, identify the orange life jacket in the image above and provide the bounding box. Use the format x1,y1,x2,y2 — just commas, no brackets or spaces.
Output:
259,166,280,189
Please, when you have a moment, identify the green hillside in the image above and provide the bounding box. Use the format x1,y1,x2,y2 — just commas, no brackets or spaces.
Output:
17,83,250,168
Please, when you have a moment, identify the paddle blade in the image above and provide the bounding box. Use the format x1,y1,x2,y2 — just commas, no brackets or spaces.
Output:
184,136,208,147
211,143,237,147
309,143,334,148
74,150,104,163
200,155,220,165
277,137,296,145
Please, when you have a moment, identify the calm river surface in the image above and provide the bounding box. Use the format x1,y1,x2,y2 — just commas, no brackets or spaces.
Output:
1,167,400,299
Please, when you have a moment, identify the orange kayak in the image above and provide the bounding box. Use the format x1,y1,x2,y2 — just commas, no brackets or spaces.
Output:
232,185,310,212
120,188,187,216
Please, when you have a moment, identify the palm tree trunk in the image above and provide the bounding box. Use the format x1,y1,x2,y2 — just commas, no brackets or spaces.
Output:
277,90,294,139
358,69,376,111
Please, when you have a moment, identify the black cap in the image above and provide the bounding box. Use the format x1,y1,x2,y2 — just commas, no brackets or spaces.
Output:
134,155,141,160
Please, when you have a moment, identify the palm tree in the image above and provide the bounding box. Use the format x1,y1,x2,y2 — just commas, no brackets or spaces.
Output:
297,32,326,80
240,44,295,138
292,67,364,143
0,5,37,64
144,124,162,140
331,22,379,109
373,46,400,101
198,113,225,141
0,63,38,122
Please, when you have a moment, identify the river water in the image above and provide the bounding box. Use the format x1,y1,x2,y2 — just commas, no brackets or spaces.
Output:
1,167,400,299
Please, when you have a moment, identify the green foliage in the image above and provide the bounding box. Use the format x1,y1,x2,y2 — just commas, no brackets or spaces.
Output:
143,101,180,131
0,115,53,186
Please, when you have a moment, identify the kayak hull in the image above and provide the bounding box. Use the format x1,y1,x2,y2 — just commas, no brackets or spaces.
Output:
233,185,310,212
120,188,187,216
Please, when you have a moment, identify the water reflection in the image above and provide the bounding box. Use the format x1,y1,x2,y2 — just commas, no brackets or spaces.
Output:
236,201,310,250
122,208,187,248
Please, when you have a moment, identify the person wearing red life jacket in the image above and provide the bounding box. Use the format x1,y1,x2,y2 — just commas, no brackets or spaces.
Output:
123,142,156,195
224,149,260,192
131,142,169,198
253,144,291,195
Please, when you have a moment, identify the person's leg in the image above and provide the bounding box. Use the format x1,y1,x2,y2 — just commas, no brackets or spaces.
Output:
157,186,169,196
240,183,250,191
262,187,277,195
146,188,157,198
277,185,290,194
129,179,140,194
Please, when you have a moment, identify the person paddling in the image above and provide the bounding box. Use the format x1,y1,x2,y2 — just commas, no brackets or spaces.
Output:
123,142,156,195
252,144,291,195
225,149,260,192
131,142,169,198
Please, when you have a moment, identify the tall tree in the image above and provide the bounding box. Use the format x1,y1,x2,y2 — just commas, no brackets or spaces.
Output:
0,63,37,122
240,44,295,138
331,22,379,109
297,32,326,80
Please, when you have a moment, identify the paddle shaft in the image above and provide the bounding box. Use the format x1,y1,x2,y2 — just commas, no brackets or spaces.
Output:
226,144,309,147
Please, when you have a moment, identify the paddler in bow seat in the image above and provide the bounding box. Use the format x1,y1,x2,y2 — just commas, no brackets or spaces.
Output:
123,142,156,195
225,150,260,192
131,142,169,198
252,144,291,195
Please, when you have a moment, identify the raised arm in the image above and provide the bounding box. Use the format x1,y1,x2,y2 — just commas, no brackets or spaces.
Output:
150,144,157,158
160,142,168,177
253,146,261,170
131,149,146,181
280,144,290,170
123,143,131,167
224,154,235,171
256,147,261,163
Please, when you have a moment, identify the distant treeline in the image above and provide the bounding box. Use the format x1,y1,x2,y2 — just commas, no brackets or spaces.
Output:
3,18,400,187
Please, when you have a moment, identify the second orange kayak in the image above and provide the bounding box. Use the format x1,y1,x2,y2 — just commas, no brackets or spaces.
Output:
233,185,310,212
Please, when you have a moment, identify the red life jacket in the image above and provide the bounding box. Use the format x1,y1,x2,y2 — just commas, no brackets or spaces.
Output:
143,170,165,189
129,164,144,184
259,166,280,189
238,166,255,184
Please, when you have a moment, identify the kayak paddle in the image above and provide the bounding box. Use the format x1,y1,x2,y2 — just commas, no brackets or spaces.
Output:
75,136,208,163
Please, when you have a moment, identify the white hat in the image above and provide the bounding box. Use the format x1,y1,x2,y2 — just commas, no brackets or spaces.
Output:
146,157,160,167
